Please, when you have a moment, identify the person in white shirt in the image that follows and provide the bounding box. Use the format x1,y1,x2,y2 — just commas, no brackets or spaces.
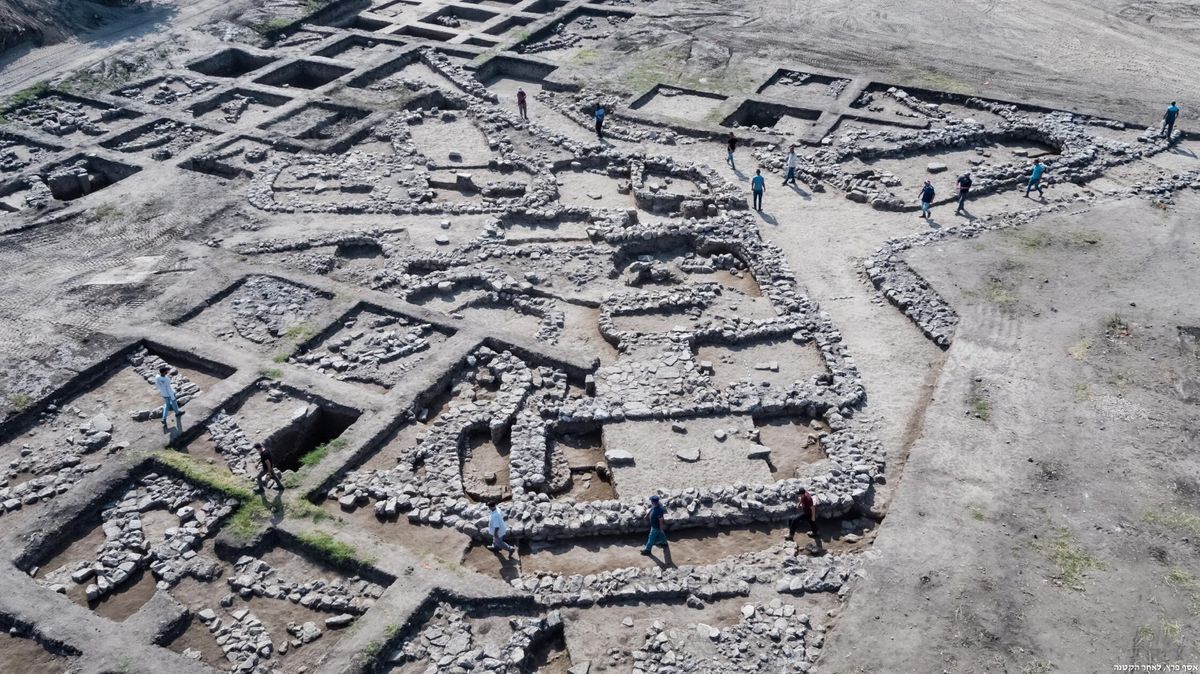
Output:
154,365,184,426
487,503,514,556
782,146,798,186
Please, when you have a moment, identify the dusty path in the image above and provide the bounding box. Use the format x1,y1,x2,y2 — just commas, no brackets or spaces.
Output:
0,0,235,94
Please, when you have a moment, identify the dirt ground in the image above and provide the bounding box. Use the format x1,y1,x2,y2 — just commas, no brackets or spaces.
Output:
1,0,1199,672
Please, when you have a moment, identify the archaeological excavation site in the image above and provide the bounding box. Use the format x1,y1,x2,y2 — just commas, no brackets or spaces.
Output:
0,0,1197,672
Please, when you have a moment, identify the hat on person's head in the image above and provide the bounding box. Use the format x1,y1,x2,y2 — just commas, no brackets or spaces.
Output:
649,495,660,503
159,365,169,373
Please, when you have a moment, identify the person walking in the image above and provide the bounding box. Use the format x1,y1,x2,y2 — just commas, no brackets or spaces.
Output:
751,169,766,211
594,104,606,140
487,503,515,556
727,134,738,169
1025,159,1046,198
640,495,669,555
516,88,528,120
254,443,284,491
154,365,183,427
782,146,798,185
787,487,821,543
918,180,935,219
955,172,972,214
1163,101,1180,138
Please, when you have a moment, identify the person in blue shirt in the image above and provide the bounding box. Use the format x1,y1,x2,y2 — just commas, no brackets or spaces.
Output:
594,104,606,140
640,494,669,555
1025,159,1046,198
1163,101,1180,138
918,180,935,219
751,169,765,211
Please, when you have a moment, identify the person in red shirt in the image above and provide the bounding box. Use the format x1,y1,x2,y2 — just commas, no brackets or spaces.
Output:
787,487,820,542
516,88,528,120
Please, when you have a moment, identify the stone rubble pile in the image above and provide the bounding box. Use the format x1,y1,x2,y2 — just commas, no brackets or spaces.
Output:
292,309,443,388
227,554,385,615
388,602,565,674
35,473,234,601
219,275,324,345
633,599,817,673
517,541,854,608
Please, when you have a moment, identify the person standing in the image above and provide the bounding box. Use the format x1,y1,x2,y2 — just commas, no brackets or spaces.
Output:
751,169,766,211
594,104,606,140
782,146,798,185
1025,159,1046,198
517,88,528,120
955,172,972,214
640,495,669,555
487,503,515,556
254,443,284,491
787,487,821,542
727,134,738,169
1163,101,1180,138
918,180,935,219
155,365,183,427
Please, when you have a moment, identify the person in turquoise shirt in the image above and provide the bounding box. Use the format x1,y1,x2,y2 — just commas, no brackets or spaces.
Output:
751,169,765,211
1163,101,1180,138
1025,159,1046,198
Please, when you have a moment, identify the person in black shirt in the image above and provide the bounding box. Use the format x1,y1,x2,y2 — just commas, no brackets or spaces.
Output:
254,443,284,491
955,173,973,214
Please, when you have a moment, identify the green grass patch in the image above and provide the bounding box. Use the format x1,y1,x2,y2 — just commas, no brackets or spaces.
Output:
8,393,31,411
892,65,975,96
88,204,123,222
5,82,49,109
152,450,268,541
1146,509,1200,539
261,367,283,380
972,397,990,421
968,505,986,522
571,47,603,66
1041,528,1103,589
285,324,316,342
297,530,374,567
0,82,50,123
254,17,294,34
300,436,347,469
272,353,289,364
362,623,400,660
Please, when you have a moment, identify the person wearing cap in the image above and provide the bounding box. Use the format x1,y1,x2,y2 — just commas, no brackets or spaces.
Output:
1163,101,1180,138
954,172,973,215
487,502,515,557
787,487,820,542
640,494,669,555
918,180,935,219
254,443,284,491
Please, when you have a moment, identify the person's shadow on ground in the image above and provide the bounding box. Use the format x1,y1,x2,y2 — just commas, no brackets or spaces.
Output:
1169,143,1197,158
490,548,521,582
162,417,183,445
786,183,812,200
646,546,675,568
758,210,778,226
